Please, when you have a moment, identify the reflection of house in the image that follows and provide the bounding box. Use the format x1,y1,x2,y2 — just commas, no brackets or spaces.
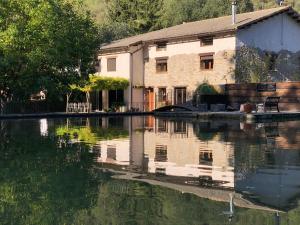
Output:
97,6,300,111
91,116,300,211
144,118,235,188
97,139,130,166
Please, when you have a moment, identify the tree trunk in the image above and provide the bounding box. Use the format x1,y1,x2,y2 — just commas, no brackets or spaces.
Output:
86,91,91,112
66,92,72,113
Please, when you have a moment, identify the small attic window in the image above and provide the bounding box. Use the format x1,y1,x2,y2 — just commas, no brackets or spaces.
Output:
156,42,167,51
200,36,213,46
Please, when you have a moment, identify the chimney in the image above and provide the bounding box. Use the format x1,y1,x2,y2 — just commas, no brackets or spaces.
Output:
232,1,237,25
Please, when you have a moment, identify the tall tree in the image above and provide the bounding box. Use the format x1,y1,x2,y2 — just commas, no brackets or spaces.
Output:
155,0,206,29
106,0,163,33
0,0,100,102
200,0,254,20
155,0,254,29
252,0,300,11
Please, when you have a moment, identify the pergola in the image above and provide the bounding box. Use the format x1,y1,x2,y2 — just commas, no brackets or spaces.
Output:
66,75,129,112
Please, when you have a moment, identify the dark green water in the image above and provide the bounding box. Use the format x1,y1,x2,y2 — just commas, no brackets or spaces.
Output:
1,117,300,225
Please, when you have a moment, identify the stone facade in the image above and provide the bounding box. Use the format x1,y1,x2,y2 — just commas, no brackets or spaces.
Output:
144,50,236,93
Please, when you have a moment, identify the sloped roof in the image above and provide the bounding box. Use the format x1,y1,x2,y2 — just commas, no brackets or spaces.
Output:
101,6,300,51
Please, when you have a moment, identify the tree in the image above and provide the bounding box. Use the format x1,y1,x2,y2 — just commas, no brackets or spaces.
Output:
98,22,136,44
67,75,129,112
200,0,254,20
155,0,206,29
106,0,163,33
155,0,254,29
0,0,100,103
252,0,300,11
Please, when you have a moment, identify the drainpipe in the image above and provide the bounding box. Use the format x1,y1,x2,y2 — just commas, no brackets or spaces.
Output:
129,52,133,111
232,1,237,25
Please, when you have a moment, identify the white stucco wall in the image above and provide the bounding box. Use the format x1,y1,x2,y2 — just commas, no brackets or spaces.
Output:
97,52,131,79
148,36,236,58
237,13,300,53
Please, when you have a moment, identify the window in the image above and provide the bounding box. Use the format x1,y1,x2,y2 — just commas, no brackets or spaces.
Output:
156,42,167,51
107,57,116,72
158,88,167,102
174,87,186,105
155,145,168,162
200,36,213,46
199,151,213,166
174,121,187,134
157,119,168,133
200,54,214,70
156,57,168,73
107,145,116,160
96,58,101,72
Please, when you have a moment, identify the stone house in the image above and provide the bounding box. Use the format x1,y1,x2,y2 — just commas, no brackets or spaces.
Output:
97,5,300,111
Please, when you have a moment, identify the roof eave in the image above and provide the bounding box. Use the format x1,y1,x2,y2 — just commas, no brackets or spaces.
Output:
99,29,237,54
237,6,295,30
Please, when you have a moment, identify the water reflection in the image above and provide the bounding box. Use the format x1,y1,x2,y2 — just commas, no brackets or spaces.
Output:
2,117,300,224
51,117,300,213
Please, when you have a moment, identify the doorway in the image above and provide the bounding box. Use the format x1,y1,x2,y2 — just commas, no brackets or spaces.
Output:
109,90,124,108
174,87,186,105
145,88,155,111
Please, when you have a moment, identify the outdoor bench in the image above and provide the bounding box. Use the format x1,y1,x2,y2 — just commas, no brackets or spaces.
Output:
256,97,280,112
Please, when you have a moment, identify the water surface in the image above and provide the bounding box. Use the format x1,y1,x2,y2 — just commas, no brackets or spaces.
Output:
1,117,300,224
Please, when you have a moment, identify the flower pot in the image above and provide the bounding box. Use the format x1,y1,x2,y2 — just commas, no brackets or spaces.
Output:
241,103,253,114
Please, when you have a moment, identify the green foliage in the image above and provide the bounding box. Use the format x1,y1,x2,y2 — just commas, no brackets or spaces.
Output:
155,0,253,29
155,0,206,28
0,0,99,102
194,82,219,95
0,120,108,224
70,75,129,93
200,0,253,19
98,22,136,44
235,46,270,83
105,0,163,33
84,0,107,24
56,125,129,145
252,0,300,12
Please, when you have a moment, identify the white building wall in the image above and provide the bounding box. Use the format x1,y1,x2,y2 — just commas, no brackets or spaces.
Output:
97,52,131,79
97,52,131,108
148,36,236,58
237,13,300,53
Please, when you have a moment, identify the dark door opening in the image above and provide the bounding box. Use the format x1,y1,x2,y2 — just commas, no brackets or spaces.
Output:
109,90,124,108
91,91,102,111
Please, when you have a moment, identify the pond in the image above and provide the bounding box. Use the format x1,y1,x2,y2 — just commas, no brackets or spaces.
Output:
1,116,300,225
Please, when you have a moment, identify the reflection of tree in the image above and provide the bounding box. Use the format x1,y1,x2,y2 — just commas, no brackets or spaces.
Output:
0,121,110,224
193,122,218,141
56,125,129,145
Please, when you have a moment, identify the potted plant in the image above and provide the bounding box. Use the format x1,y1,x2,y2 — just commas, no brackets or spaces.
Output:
241,102,254,113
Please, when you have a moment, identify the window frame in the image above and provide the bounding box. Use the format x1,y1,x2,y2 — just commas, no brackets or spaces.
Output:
200,36,214,46
107,57,117,72
156,57,168,73
96,58,101,72
158,87,167,102
200,53,214,71
156,42,167,51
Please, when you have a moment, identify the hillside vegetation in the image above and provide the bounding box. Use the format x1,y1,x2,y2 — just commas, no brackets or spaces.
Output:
83,0,300,45
84,0,300,25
